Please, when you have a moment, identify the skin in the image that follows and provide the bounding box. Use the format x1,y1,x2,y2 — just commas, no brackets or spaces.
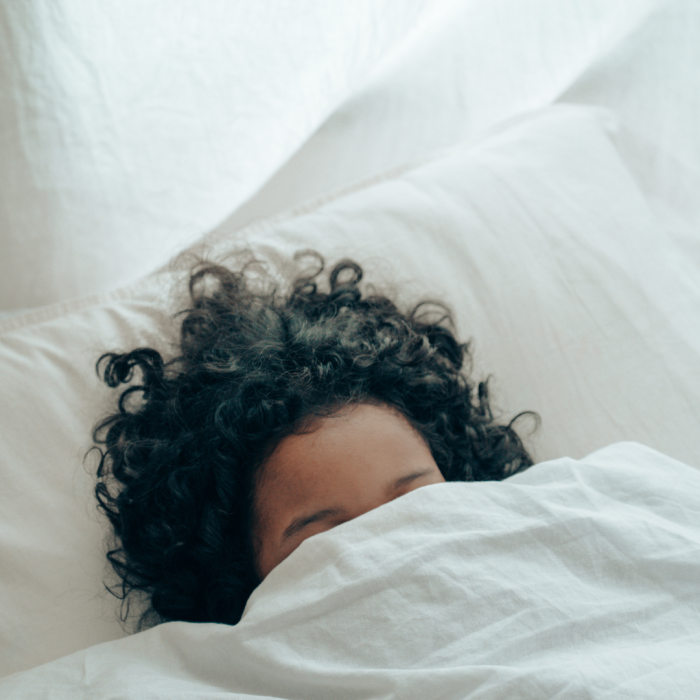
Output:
254,402,445,579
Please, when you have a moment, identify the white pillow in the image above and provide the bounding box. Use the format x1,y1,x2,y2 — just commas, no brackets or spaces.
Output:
1,104,698,677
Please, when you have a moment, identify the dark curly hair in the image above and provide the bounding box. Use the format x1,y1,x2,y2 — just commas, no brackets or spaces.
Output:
92,250,537,630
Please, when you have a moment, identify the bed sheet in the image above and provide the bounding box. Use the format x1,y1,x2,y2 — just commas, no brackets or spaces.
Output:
2,442,699,698
0,0,432,309
4,0,699,311
217,0,700,268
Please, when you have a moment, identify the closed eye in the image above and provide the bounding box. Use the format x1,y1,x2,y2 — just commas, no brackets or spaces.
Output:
281,468,437,542
388,468,436,494
281,508,346,542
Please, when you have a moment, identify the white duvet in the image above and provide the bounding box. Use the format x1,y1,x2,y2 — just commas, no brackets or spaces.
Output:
3,442,698,698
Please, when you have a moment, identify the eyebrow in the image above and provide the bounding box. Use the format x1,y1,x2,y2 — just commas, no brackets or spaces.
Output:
281,468,435,542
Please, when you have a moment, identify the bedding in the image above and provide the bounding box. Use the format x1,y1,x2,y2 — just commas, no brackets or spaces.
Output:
2,441,699,698
1,104,699,682
2,0,700,688
0,0,432,309
222,0,700,240
3,0,694,310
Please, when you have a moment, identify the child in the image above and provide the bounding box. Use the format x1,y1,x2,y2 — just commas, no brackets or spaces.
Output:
93,250,536,629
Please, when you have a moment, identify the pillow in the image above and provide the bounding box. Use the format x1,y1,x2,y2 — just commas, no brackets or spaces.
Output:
0,0,431,309
2,441,699,696
1,104,699,677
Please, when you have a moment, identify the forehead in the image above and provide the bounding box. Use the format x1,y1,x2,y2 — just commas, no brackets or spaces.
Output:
257,403,430,486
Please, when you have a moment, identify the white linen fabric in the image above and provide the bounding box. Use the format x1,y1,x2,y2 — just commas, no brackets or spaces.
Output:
4,0,698,310
0,0,431,309
2,0,700,682
2,442,699,698
1,104,699,679
219,0,700,251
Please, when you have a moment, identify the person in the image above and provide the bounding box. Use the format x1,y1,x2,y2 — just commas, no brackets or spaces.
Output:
92,250,536,629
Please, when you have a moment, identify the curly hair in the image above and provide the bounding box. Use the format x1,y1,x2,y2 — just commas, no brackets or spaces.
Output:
93,250,537,630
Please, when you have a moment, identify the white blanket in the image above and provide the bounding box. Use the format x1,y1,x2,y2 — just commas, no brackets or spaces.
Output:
3,442,698,698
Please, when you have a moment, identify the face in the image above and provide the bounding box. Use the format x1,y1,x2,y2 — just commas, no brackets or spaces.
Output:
253,402,445,579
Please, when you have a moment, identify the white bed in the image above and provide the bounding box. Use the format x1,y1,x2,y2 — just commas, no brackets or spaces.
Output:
1,0,699,696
